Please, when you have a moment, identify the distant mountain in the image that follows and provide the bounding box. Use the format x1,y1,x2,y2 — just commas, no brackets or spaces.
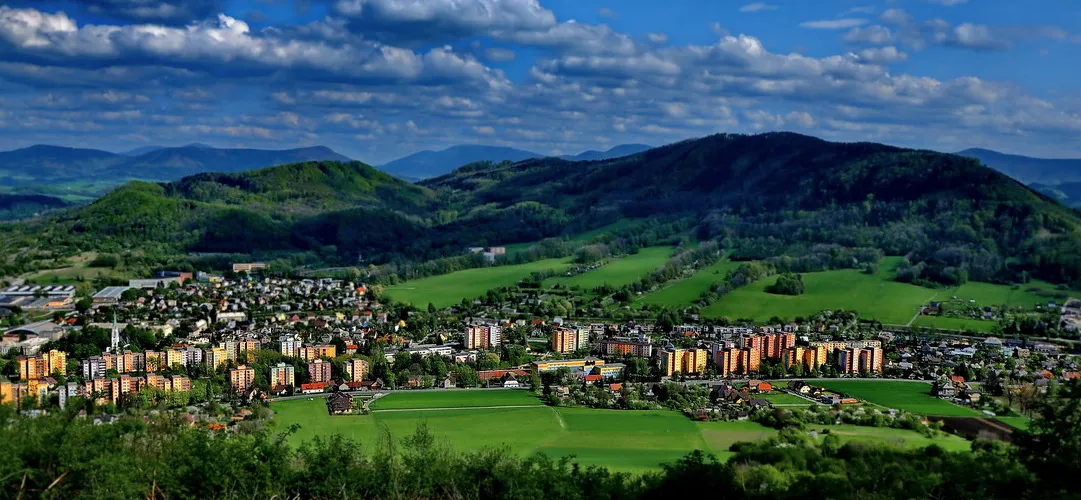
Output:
0,144,353,187
120,145,166,156
1031,182,1081,208
957,148,1081,185
560,144,652,162
379,145,539,181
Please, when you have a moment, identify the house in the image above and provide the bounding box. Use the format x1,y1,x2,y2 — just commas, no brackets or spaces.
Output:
300,382,328,394
958,390,982,405
748,398,770,409
327,392,354,415
440,376,456,389
752,381,773,393
501,373,520,388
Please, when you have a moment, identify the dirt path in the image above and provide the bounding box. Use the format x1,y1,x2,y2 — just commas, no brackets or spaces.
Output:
905,292,939,327
550,407,567,430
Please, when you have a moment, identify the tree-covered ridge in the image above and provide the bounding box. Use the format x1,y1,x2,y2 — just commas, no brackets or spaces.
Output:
7,132,1081,287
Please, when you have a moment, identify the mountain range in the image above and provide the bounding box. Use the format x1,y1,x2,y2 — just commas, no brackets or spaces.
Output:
0,144,352,187
957,148,1081,185
377,143,652,181
6,132,1081,287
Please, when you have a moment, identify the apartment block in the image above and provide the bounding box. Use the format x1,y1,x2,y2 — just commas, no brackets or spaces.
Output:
345,358,369,383
205,347,229,370
280,339,302,358
551,328,580,354
465,325,502,349
82,356,107,380
308,359,333,383
660,348,708,377
595,337,654,358
714,346,762,377
229,365,256,392
270,362,295,387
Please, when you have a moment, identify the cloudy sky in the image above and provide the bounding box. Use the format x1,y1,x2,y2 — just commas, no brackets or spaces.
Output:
1,0,1079,163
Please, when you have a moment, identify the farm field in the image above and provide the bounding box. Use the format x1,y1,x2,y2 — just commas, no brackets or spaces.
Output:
759,392,816,405
948,280,1073,308
704,257,934,324
384,257,570,308
814,380,983,417
370,390,543,410
545,246,673,290
272,392,973,473
821,425,971,452
639,258,741,306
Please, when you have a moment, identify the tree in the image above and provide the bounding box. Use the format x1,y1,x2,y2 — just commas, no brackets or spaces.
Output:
1016,381,1081,496
766,273,805,296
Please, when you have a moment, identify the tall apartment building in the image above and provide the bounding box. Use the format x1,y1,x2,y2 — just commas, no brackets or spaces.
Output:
660,348,708,377
839,346,884,374
269,362,295,388
308,359,333,383
300,345,336,361
164,349,186,369
713,346,762,377
552,328,580,354
17,350,66,380
345,358,369,383
465,325,502,349
595,337,654,358
205,347,229,370
229,365,256,392
280,339,302,358
82,356,107,380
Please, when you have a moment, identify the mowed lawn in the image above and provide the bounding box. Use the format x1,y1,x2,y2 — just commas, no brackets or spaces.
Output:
759,392,816,405
384,257,570,308
704,257,935,324
912,315,998,333
546,246,673,290
273,392,974,473
948,280,1074,308
822,425,971,452
814,380,983,417
370,390,543,410
996,416,1032,430
640,258,741,306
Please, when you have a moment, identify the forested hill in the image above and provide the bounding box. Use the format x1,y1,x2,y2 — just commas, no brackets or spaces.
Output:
7,132,1081,287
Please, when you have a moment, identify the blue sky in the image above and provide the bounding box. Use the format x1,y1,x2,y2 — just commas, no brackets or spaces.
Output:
0,0,1079,164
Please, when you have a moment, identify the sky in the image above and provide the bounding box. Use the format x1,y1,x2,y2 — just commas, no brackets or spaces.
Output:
0,0,1080,164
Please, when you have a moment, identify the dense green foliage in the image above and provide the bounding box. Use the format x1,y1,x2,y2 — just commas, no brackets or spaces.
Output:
7,132,1081,289
767,273,805,296
5,382,1081,498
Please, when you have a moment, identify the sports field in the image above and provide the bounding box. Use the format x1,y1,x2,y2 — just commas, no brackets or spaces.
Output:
545,246,674,290
639,258,741,306
813,380,983,417
384,257,570,308
704,257,934,324
370,390,543,410
272,391,972,473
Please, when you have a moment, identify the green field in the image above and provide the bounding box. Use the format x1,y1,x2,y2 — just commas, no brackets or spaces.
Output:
273,392,971,473
704,257,934,324
911,315,998,333
996,416,1032,430
370,390,543,410
639,258,741,306
759,392,816,405
948,281,1072,308
546,246,673,289
822,425,971,452
384,257,570,308
814,381,983,417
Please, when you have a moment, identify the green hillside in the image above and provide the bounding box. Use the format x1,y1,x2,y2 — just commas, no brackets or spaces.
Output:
6,132,1081,291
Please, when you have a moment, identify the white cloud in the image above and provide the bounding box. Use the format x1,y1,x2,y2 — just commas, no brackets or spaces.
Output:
484,47,516,62
473,125,496,135
925,0,968,5
647,32,668,44
800,18,868,30
739,3,778,13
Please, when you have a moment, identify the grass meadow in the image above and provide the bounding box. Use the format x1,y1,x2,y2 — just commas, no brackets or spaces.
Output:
272,390,973,473
383,257,570,308
813,380,983,417
370,390,543,410
545,246,674,290
639,258,742,306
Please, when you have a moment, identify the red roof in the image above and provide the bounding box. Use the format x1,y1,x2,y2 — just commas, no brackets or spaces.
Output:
346,381,366,389
584,374,602,383
477,369,529,380
300,382,328,391
1040,370,1055,379
950,376,966,384
1064,372,1080,380
609,383,623,391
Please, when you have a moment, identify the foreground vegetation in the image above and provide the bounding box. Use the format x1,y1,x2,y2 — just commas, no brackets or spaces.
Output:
4,382,1081,498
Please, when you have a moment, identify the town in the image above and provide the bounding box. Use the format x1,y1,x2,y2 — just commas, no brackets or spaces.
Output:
2,265,1074,440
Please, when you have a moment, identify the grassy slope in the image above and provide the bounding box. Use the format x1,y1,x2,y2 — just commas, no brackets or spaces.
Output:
383,258,571,308
996,416,1031,430
704,257,934,324
272,394,972,473
639,258,741,306
545,246,673,289
370,390,543,410
814,381,983,417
